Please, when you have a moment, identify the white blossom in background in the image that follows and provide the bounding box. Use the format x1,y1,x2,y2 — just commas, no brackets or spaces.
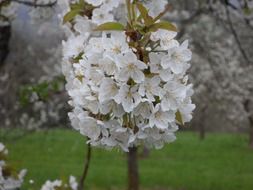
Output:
0,0,18,26
0,142,27,190
62,0,195,151
28,0,59,25
40,176,78,190
0,0,58,26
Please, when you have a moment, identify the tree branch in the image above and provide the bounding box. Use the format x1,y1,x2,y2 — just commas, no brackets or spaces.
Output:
10,0,57,7
224,3,251,65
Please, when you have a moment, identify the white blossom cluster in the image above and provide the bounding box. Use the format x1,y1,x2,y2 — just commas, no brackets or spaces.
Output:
41,176,78,190
0,142,27,190
62,0,195,151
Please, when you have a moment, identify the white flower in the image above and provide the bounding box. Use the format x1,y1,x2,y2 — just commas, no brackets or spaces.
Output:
74,16,92,34
41,180,62,190
98,57,118,75
103,32,130,59
149,104,175,129
40,176,78,190
100,100,124,116
68,108,89,130
116,52,147,83
68,78,91,107
179,100,196,123
92,7,114,25
149,52,163,74
159,69,174,82
104,120,134,152
114,84,141,113
85,93,100,115
161,40,192,74
160,81,188,111
99,78,118,103
69,176,78,190
102,0,122,11
79,116,101,141
86,0,103,6
62,35,86,60
85,37,104,56
84,67,104,85
133,100,153,118
151,29,179,50
139,76,162,101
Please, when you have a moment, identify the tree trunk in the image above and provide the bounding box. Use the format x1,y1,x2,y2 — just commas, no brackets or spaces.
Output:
127,146,139,190
199,124,205,140
243,99,253,149
0,25,11,66
199,105,208,140
249,124,253,149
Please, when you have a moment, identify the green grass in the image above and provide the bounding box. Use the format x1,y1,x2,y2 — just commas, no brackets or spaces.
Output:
1,129,253,190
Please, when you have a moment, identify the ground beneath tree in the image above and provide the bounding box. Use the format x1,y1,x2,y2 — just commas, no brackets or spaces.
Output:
1,129,253,190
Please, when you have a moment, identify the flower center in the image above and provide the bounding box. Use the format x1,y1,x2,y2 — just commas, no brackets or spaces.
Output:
172,52,181,61
127,63,136,70
112,46,121,54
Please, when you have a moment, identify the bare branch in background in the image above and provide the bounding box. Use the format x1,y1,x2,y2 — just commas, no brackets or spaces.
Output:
10,0,57,7
224,3,251,65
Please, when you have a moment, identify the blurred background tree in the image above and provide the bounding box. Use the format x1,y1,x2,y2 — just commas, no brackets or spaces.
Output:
0,0,253,147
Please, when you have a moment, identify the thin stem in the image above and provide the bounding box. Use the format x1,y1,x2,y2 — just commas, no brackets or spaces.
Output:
154,3,173,22
126,0,132,25
78,142,92,190
149,50,167,53
131,3,136,22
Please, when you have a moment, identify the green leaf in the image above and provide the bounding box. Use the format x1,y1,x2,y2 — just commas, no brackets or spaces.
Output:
136,2,154,26
19,87,31,107
33,82,49,100
149,21,177,32
176,111,184,125
94,22,125,31
73,52,84,63
63,9,81,24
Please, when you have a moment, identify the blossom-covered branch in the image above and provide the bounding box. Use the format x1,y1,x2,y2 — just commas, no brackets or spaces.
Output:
62,0,195,151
